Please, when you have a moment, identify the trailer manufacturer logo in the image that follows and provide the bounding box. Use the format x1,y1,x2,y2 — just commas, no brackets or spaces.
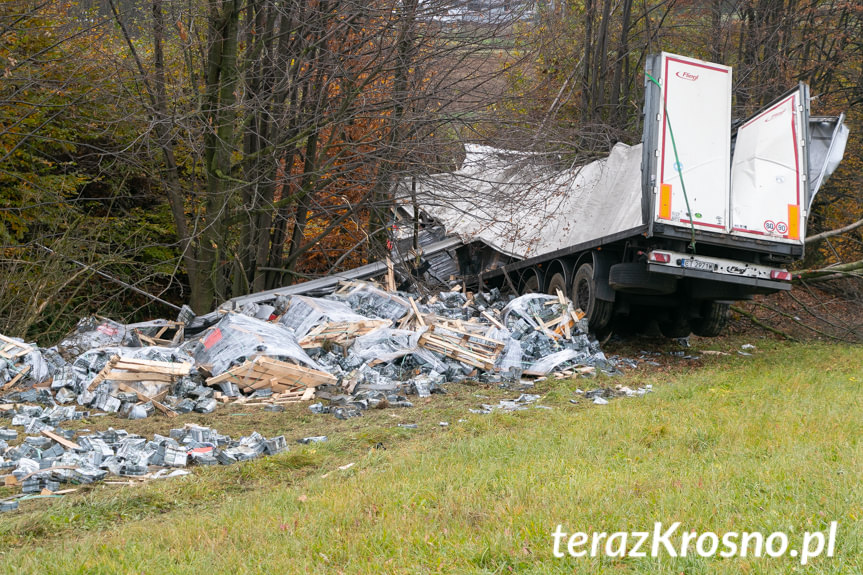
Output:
764,108,787,122
726,265,748,275
675,71,699,81
675,71,698,82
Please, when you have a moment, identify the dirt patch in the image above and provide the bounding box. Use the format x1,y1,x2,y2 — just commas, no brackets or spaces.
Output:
729,278,863,343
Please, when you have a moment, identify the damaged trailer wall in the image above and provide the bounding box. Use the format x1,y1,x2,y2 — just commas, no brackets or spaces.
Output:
395,143,644,260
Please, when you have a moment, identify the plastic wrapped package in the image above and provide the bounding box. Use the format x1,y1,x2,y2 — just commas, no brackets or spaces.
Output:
176,304,196,325
0,335,50,386
75,346,196,398
56,317,141,359
184,313,322,376
239,302,276,320
501,293,566,332
278,296,375,338
334,284,411,320
40,347,68,378
485,327,523,371
19,348,49,384
350,327,448,372
525,349,584,375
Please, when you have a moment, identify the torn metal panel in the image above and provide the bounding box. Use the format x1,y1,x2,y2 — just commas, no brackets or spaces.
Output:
806,115,848,209
398,143,643,260
730,85,809,243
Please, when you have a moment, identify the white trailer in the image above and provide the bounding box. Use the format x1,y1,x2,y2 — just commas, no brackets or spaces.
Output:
392,52,848,337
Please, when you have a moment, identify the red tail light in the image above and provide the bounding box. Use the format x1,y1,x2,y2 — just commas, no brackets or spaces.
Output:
648,251,672,263
770,270,792,281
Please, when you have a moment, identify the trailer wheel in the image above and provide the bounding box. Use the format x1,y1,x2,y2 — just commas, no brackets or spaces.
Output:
691,302,730,337
572,264,612,331
609,262,677,295
658,312,692,338
546,272,567,298
521,270,541,294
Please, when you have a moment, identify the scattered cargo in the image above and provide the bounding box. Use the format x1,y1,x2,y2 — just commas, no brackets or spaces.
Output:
1,278,629,504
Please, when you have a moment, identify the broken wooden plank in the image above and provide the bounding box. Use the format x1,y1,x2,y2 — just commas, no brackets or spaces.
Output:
41,429,81,451
205,356,336,392
2,365,31,391
385,257,396,292
115,382,177,418
254,357,336,387
113,358,192,375
135,322,185,347
298,319,390,348
481,311,505,330
102,371,176,383
409,297,426,327
0,334,34,359
87,356,120,391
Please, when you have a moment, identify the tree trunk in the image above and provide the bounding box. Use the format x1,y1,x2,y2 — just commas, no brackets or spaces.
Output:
610,0,633,125
582,0,594,119
200,0,240,310
152,0,208,311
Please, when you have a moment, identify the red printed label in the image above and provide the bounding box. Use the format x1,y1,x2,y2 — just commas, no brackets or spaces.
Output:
96,323,119,337
202,328,222,349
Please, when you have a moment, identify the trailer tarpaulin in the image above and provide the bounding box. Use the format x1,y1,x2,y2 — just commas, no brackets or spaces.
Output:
400,142,643,259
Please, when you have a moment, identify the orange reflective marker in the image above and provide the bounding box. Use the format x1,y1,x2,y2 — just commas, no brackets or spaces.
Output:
787,204,800,239
659,183,672,220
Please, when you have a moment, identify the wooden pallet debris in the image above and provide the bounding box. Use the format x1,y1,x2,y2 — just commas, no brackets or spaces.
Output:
87,356,192,391
299,319,390,349
41,429,82,451
418,324,504,370
115,382,178,417
409,297,426,327
135,321,185,346
227,387,317,406
530,289,586,340
205,356,335,398
385,257,396,292
0,334,34,361
0,334,35,392
2,365,31,392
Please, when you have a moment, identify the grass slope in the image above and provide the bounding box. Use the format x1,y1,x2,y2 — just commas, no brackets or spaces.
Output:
2,340,861,574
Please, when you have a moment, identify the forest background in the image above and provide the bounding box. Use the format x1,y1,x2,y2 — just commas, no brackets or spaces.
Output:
1,0,861,343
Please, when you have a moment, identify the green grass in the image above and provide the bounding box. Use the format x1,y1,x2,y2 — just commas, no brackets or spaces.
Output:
1,340,861,573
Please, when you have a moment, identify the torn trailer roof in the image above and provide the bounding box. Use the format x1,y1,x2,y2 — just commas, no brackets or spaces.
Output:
393,142,645,260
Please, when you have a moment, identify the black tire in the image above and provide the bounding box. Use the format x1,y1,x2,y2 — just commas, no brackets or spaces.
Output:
691,302,730,337
572,264,613,332
546,272,567,297
658,311,692,338
609,262,677,295
521,271,540,294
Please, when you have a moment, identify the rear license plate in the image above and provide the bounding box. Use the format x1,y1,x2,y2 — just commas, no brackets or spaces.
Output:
679,258,716,272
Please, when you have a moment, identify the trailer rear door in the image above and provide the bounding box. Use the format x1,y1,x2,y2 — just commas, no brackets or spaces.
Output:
730,85,809,243
644,53,733,233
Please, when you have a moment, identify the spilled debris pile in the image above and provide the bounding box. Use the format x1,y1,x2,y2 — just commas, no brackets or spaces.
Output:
2,281,616,421
0,416,285,511
1,280,619,501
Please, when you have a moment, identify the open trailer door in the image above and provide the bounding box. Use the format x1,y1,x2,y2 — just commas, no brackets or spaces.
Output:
643,53,733,233
730,84,810,243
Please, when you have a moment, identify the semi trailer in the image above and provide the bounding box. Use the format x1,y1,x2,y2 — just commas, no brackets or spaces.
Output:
224,52,847,339
389,52,848,337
